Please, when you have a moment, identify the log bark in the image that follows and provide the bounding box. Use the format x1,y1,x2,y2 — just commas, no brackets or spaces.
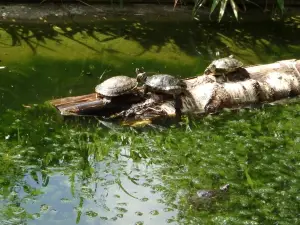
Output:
49,59,300,122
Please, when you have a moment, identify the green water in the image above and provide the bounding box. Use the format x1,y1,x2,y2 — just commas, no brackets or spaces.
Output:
0,17,300,225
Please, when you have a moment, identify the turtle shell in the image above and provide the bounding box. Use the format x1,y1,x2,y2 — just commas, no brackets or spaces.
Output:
196,190,216,198
205,56,243,75
189,184,230,207
95,75,138,97
196,184,230,199
145,74,186,94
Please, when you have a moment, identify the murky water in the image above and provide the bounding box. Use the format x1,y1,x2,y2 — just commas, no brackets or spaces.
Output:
0,17,300,225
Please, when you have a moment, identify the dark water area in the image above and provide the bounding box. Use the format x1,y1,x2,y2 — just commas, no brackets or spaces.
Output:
0,17,300,225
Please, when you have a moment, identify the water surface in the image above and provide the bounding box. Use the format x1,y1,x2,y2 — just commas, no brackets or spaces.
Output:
0,17,300,225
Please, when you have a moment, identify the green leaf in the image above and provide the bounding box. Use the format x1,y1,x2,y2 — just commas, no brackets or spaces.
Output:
244,166,254,189
192,0,205,16
210,0,221,14
230,0,239,21
277,0,284,13
219,0,228,22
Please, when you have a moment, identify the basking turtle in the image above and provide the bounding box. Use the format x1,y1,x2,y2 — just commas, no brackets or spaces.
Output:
95,75,138,103
204,55,243,81
135,68,187,96
189,184,230,208
135,68,187,116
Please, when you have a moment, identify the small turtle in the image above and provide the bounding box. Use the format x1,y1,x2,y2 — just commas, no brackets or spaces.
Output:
189,184,230,208
136,68,187,96
135,68,187,116
204,55,243,81
196,184,230,199
95,75,138,103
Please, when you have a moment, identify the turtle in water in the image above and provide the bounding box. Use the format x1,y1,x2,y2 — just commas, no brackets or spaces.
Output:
196,184,230,199
95,75,138,104
135,68,187,116
189,184,230,208
204,55,243,82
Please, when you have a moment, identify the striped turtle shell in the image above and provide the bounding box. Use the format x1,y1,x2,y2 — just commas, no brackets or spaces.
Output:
95,75,138,97
136,68,187,95
204,55,243,75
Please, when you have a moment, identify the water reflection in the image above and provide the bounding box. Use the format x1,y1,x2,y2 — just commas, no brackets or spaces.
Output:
21,152,177,225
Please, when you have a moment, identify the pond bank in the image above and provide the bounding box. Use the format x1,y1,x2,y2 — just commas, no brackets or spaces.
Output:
1,3,300,23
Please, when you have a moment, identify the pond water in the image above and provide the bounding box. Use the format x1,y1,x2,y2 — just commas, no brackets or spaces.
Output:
0,16,300,225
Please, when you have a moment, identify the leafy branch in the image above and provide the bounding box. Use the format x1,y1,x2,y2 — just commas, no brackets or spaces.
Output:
176,0,286,22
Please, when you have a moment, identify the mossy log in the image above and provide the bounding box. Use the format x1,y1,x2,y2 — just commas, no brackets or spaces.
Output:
49,59,300,123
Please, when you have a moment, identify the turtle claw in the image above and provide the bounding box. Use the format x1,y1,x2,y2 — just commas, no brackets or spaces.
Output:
102,98,111,104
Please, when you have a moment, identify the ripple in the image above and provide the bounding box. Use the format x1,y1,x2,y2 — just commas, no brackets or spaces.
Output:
150,210,159,215
135,221,144,225
115,207,128,213
135,211,143,216
86,210,98,217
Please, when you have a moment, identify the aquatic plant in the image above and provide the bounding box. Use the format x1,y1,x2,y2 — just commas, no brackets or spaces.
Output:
177,0,285,22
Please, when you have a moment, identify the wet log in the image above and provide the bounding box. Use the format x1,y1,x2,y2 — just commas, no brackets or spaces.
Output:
49,59,300,122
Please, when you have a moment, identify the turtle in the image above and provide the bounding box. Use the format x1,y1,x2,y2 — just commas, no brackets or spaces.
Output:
196,184,230,199
204,55,243,82
135,68,187,116
95,75,138,103
135,68,187,96
189,184,230,208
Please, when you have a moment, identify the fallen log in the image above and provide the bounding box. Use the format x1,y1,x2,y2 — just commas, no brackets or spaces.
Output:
48,59,300,123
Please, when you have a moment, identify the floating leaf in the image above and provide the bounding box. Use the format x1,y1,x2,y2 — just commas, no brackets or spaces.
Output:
210,0,221,14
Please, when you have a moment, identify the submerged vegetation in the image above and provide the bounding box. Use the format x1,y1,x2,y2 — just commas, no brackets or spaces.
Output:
1,102,300,224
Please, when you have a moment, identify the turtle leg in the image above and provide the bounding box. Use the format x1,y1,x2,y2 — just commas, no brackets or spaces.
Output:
143,85,148,98
223,73,229,82
216,75,225,83
102,97,111,104
173,93,182,121
151,93,163,102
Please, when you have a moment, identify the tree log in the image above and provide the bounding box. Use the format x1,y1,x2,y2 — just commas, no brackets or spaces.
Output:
49,59,300,122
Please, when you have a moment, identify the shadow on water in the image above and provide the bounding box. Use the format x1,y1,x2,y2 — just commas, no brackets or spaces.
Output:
1,17,300,60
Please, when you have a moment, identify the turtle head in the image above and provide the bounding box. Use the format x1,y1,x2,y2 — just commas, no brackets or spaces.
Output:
204,64,216,75
136,67,147,83
135,67,144,75
219,184,230,192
